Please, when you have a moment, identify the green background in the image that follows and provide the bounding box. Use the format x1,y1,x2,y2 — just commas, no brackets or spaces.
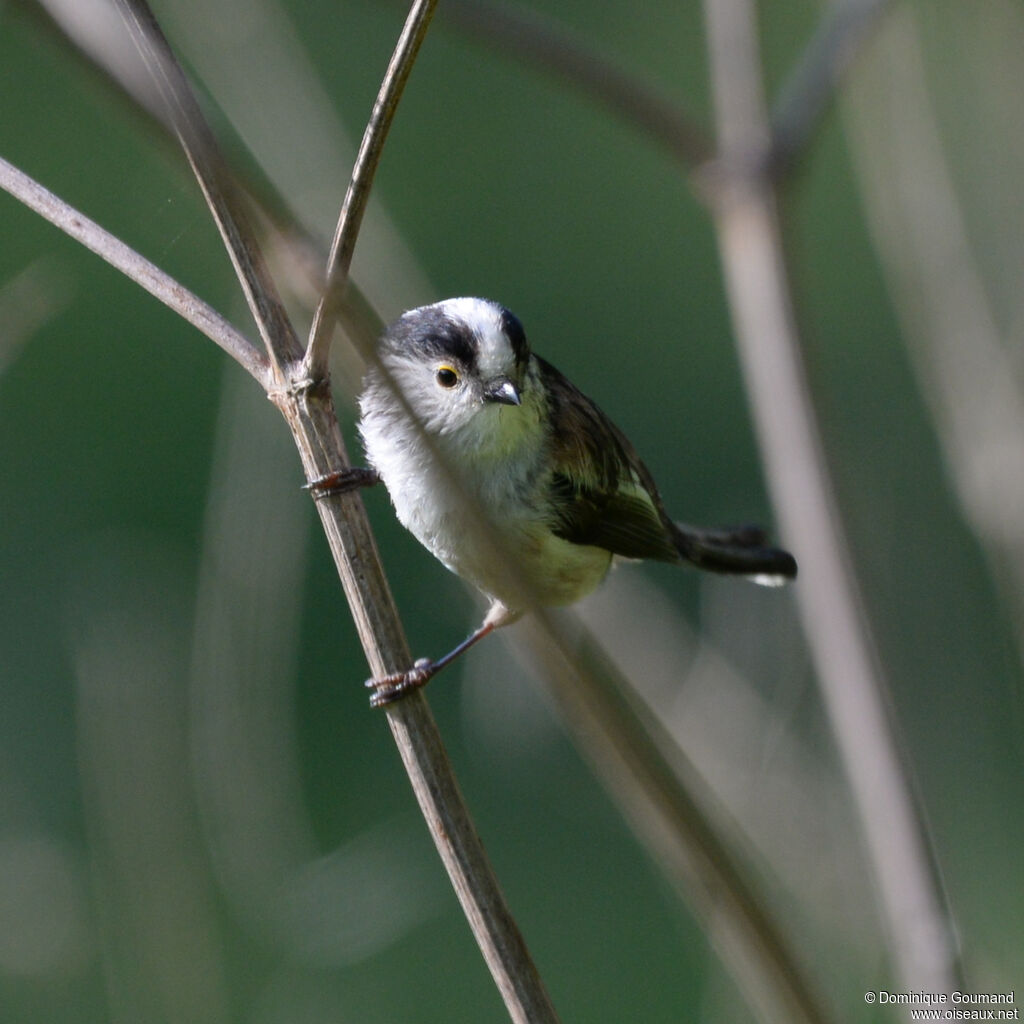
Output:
1,1,1021,1021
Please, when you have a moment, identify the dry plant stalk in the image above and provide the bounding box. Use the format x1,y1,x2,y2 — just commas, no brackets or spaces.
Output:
109,0,558,1021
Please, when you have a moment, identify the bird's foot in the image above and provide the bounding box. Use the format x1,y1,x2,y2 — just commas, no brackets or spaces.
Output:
364,621,498,708
304,466,379,498
365,658,436,708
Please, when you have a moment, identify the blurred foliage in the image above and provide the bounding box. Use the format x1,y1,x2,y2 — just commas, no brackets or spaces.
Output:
1,1,1022,1022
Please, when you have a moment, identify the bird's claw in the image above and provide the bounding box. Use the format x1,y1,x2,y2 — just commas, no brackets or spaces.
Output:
304,466,379,498
365,658,435,708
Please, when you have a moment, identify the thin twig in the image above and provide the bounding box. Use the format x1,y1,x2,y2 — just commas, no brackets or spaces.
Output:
441,0,712,166
0,154,269,384
15,0,166,122
768,0,892,174
702,0,961,994
113,0,304,374
304,0,438,378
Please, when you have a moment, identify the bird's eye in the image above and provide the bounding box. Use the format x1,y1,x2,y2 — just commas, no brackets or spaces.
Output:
435,365,459,388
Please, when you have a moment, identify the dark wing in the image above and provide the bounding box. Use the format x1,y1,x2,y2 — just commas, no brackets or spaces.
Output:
538,357,681,563
538,356,798,580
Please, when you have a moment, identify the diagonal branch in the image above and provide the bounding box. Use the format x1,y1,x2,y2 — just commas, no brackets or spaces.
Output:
519,610,830,1024
443,0,890,180
112,0,304,375
844,5,1024,679
768,0,892,174
0,154,269,384
304,0,438,378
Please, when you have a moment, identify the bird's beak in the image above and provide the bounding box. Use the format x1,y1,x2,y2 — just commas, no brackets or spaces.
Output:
483,378,521,406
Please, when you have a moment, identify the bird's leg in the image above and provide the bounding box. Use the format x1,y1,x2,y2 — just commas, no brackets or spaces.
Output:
304,466,380,498
366,620,498,708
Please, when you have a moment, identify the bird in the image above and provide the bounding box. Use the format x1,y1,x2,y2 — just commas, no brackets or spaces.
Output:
311,297,796,706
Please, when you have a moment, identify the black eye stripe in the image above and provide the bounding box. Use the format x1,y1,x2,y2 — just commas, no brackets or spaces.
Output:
383,308,478,373
381,301,532,379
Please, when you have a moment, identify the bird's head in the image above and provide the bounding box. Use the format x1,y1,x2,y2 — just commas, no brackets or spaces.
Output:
371,297,537,450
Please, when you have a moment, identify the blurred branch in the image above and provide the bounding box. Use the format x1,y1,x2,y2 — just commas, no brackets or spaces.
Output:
0,155,270,383
702,0,961,994
443,0,892,180
15,0,166,120
844,9,1024,672
0,258,72,379
305,0,437,378
73,568,233,1023
441,0,712,165
768,0,892,174
519,611,829,1024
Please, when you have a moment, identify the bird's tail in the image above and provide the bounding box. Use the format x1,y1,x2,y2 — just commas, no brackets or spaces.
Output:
669,522,797,586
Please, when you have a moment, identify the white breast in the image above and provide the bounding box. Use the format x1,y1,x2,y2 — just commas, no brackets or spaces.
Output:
359,393,611,615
